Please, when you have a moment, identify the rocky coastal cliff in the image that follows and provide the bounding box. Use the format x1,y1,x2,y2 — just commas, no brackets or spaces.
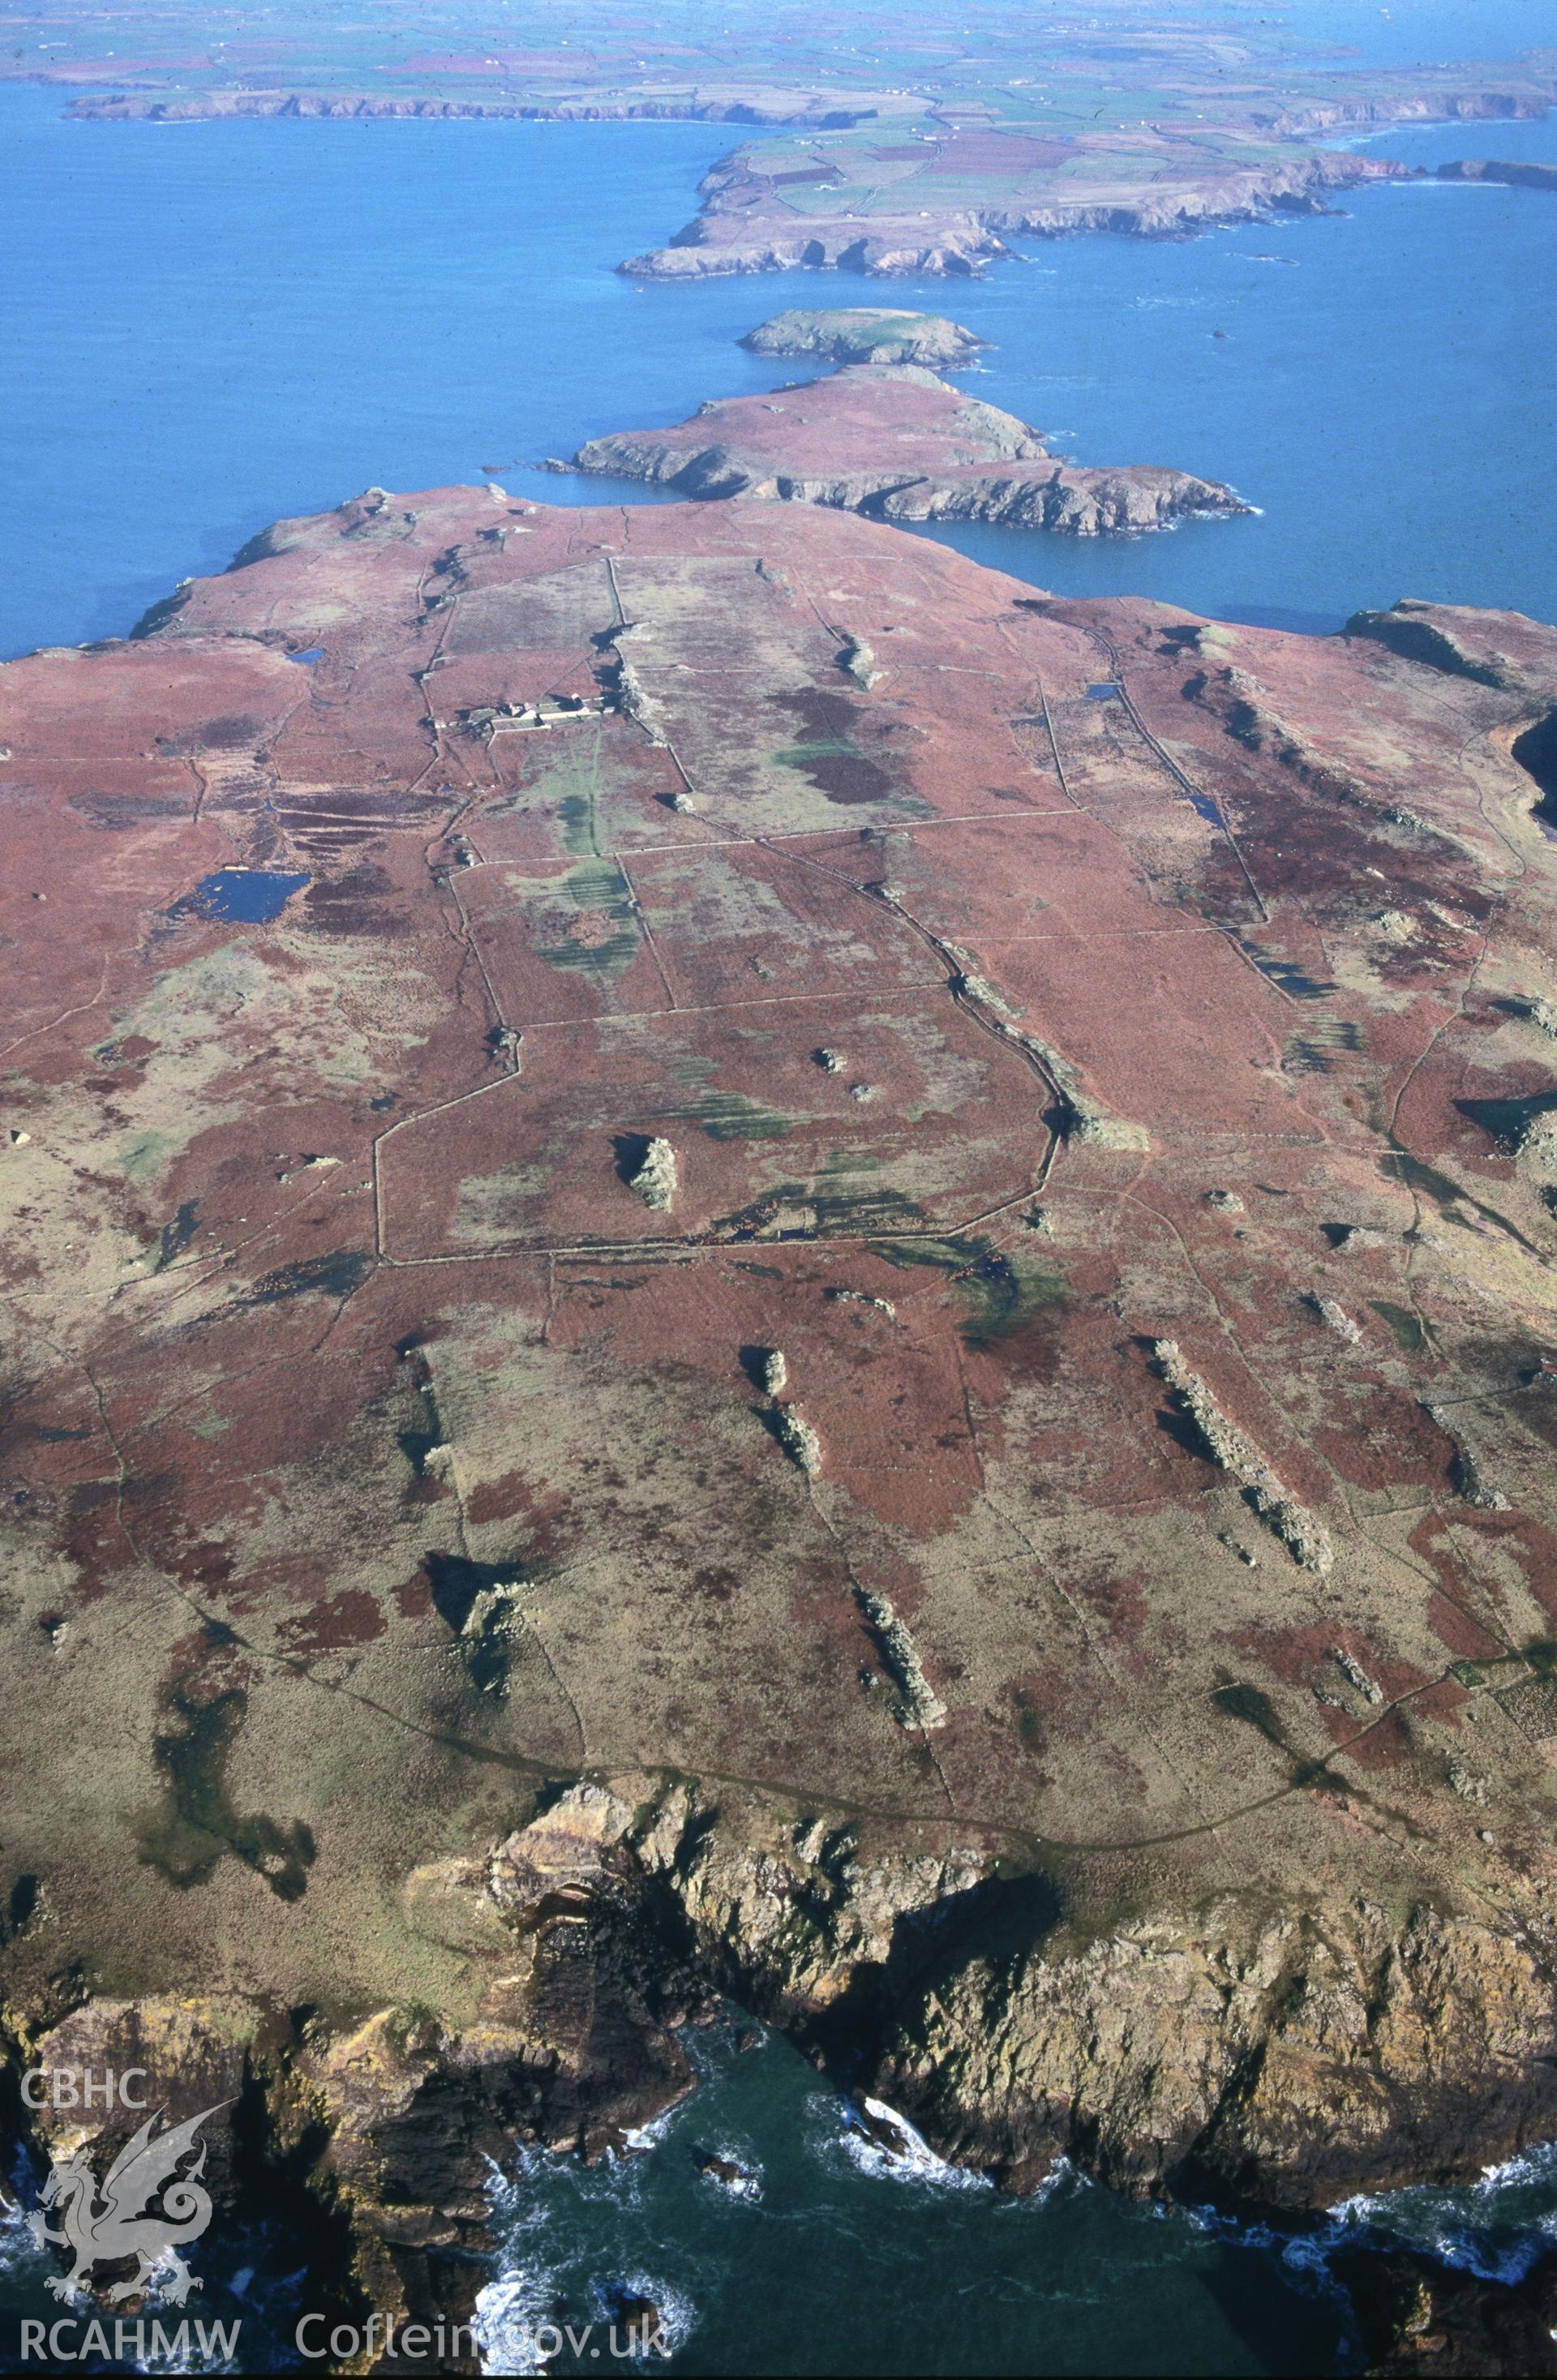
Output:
563,362,1250,534
1437,157,1557,193
17,1774,1557,2359
68,87,899,127
621,147,1413,280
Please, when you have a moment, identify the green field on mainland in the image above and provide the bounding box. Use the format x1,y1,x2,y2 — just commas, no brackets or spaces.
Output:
16,0,1555,136
726,94,1317,225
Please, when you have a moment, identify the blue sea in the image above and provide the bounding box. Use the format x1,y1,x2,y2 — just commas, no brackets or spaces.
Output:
2,74,1556,657
4,29,1557,2371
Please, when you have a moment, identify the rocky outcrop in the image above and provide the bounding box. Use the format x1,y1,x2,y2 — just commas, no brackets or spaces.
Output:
1346,598,1514,688
1153,1340,1333,1574
628,1134,678,1211
740,307,987,368
1437,157,1557,194
1334,2246,1557,2378
869,1893,1557,2205
8,1790,702,2347
855,1589,946,1729
773,1402,823,1477
565,362,1248,536
20,1784,1557,2344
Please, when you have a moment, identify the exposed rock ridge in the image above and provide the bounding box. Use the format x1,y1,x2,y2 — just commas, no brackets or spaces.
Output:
1153,1340,1334,1574
1346,598,1515,688
855,1589,946,1729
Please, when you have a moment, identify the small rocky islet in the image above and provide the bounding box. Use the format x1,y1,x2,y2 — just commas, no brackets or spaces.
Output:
740,305,988,368
558,311,1248,536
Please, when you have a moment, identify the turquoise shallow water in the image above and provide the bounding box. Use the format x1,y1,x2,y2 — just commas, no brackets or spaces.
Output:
5,40,1557,2372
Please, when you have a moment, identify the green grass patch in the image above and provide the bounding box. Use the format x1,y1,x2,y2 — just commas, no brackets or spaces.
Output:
650,1091,793,1140
869,1232,1066,1342
534,858,642,980
774,739,862,768
1370,1298,1426,1355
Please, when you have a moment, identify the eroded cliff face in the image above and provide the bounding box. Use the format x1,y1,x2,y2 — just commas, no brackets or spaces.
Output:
613,57,1557,285
565,362,1249,534
15,1781,1557,2347
620,145,1418,279
3,491,1557,2339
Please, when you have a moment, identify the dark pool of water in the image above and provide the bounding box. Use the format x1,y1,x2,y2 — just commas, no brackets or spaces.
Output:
181,868,310,923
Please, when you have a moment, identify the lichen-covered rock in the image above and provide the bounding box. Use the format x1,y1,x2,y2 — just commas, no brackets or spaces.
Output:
774,1403,822,1477
857,1588,946,1729
1314,1294,1362,1343
630,1135,678,1210
836,635,881,688
1426,1401,1510,1511
1334,1646,1384,1706
1154,1340,1333,1574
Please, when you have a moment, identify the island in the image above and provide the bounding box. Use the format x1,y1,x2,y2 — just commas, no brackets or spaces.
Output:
560,360,1250,534
740,307,988,368
5,480,1557,2347
1437,157,1557,192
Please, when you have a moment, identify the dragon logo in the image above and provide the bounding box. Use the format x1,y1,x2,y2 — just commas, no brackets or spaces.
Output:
26,2104,223,2304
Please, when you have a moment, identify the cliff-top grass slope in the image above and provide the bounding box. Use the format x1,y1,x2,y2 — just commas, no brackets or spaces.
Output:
3,483,1557,2331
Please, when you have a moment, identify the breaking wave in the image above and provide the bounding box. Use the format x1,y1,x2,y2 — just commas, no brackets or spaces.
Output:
1186,2138,1557,2310
1323,2140,1557,2282
826,2094,997,2194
